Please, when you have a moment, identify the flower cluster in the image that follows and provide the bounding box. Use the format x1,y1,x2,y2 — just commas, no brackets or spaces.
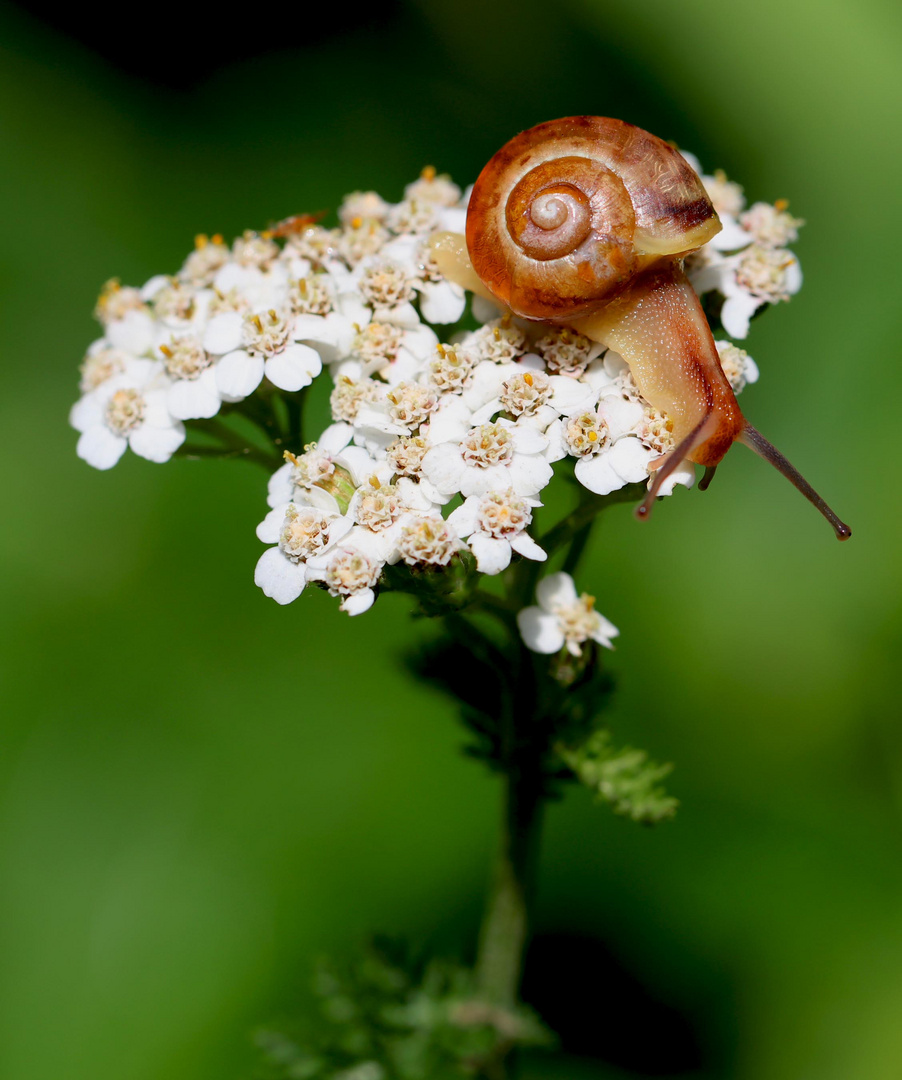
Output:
681,152,804,340
71,156,798,642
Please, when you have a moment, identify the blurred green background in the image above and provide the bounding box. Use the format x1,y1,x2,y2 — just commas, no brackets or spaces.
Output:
1,0,901,1076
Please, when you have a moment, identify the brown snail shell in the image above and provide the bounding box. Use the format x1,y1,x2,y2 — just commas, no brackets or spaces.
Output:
465,115,721,320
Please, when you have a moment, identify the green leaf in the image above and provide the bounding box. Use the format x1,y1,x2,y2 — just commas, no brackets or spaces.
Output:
557,729,678,825
253,941,553,1080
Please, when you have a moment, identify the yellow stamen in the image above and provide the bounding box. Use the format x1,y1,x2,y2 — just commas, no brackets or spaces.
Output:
493,327,501,341
588,430,598,442
159,344,173,358
194,233,208,249
211,234,223,245
501,314,512,328
524,372,533,386
774,198,789,213
268,309,278,324
284,450,299,464
369,475,381,489
252,315,263,333
421,165,437,181
260,230,274,240
436,343,446,358
351,216,363,230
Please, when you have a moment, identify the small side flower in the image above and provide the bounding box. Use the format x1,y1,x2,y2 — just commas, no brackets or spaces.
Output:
517,572,618,657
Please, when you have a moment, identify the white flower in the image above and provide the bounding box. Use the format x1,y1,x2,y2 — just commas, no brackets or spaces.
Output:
158,334,223,420
689,243,802,340
422,419,552,498
254,504,354,605
396,514,462,567
70,371,185,470
380,234,467,326
716,340,759,394
447,491,546,574
214,309,323,399
305,542,384,615
517,572,619,656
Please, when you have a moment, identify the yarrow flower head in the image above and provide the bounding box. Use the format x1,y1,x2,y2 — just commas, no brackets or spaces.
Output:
69,140,801,616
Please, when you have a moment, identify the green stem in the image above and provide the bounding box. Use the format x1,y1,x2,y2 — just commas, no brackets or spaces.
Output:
177,420,282,470
475,760,545,1010
469,483,641,1074
538,482,644,557
285,392,304,455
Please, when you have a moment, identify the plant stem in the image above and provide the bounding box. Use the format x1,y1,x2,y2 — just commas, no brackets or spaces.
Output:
475,760,545,1009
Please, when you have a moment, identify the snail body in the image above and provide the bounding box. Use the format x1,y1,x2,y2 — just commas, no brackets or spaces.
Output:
431,116,850,539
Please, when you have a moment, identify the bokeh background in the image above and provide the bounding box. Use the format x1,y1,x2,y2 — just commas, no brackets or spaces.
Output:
2,0,901,1077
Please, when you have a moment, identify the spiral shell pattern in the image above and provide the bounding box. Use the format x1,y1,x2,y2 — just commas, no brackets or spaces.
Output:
466,116,721,320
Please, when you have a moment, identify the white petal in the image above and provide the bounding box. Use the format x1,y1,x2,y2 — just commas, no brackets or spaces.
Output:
424,396,472,445
318,422,354,455
543,419,568,463
267,462,294,508
510,425,548,455
509,532,547,562
437,207,467,232
517,607,564,654
469,534,511,575
140,274,170,301
338,445,380,485
203,312,244,355
650,461,696,497
167,368,221,420
721,293,761,340
446,497,480,538
265,344,322,391
708,215,753,251
470,398,502,426
394,477,438,512
582,358,619,395
77,425,128,470
784,255,803,294
420,280,466,325
598,394,645,438
107,311,154,354
548,377,597,416
506,453,553,497
254,548,307,605
341,588,375,616
591,615,620,649
70,393,104,433
536,572,578,612
257,503,290,543
575,438,653,495
128,420,185,463
216,350,264,399
422,443,467,495
461,462,511,498
379,301,421,329
401,323,439,360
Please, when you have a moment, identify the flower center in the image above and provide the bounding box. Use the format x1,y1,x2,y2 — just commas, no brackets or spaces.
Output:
105,388,145,435
278,505,333,562
462,423,514,469
243,310,291,357
160,336,210,381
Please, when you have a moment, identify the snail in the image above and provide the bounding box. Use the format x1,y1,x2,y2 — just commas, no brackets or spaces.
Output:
429,116,851,540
